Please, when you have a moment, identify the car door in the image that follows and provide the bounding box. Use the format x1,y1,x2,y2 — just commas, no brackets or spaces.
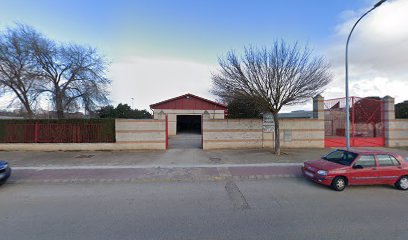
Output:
375,154,402,184
348,154,378,185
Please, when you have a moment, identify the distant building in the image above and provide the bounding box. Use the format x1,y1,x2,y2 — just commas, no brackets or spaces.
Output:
0,116,24,119
278,110,313,119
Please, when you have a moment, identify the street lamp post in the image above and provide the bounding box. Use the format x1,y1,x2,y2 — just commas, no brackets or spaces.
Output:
345,0,387,150
131,98,134,109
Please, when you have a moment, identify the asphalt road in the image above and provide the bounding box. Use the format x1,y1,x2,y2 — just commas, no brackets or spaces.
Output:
1,178,408,240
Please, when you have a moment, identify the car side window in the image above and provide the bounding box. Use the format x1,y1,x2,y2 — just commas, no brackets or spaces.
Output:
354,155,376,168
325,150,344,160
377,154,400,167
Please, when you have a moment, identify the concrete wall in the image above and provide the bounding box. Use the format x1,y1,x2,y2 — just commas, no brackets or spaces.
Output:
203,119,263,150
279,119,324,148
202,95,325,150
383,96,408,147
4,95,408,151
115,119,166,150
386,120,408,147
153,109,224,136
202,118,324,150
0,119,167,151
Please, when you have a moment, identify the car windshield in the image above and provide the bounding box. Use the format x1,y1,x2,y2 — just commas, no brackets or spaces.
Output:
322,150,358,166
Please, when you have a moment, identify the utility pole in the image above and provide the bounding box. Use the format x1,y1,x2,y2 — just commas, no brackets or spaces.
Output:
345,0,387,150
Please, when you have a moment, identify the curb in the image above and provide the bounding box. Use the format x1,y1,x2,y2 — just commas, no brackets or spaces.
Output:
12,162,303,170
6,174,301,185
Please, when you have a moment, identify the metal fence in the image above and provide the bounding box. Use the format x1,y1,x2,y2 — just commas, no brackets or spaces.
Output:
0,120,115,143
324,97,384,147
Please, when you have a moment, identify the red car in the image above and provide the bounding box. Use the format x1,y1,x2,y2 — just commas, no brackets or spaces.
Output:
302,149,408,191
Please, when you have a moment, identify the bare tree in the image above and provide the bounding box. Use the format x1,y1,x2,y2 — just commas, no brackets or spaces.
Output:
31,36,111,119
0,25,42,118
212,41,332,155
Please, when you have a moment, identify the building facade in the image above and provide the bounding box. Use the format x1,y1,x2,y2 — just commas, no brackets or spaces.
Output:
150,93,227,136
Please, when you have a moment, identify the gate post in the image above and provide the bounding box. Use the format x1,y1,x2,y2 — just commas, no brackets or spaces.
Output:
313,95,325,148
202,111,211,150
165,114,168,150
382,96,395,147
313,95,324,120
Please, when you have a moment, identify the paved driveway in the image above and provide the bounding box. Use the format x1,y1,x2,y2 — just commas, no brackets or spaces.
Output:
168,133,202,149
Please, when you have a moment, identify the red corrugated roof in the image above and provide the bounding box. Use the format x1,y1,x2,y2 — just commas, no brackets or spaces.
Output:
150,93,227,110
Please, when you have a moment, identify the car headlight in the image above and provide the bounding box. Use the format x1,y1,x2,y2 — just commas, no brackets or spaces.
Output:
317,170,327,176
0,164,8,170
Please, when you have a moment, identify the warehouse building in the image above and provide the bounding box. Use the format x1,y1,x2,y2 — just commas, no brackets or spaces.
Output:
150,93,227,136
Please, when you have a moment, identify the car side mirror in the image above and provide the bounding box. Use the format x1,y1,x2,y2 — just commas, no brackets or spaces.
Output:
353,164,363,169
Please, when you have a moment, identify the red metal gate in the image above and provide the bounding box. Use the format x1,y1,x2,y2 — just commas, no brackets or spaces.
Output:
324,97,385,147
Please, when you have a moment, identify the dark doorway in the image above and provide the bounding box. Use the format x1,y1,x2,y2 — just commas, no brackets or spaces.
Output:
177,115,202,134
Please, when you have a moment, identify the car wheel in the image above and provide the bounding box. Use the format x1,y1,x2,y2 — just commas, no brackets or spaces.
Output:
331,177,346,191
395,176,408,190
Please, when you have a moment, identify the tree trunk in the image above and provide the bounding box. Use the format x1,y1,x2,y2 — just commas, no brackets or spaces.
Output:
56,100,64,119
55,88,65,119
14,92,34,119
25,105,34,119
273,113,280,155
22,95,34,119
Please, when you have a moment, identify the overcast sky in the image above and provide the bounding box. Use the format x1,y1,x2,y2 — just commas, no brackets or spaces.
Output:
1,0,407,112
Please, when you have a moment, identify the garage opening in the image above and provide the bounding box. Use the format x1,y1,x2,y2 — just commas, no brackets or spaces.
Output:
177,115,202,134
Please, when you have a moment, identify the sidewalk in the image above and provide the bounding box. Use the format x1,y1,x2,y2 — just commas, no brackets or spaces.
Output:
1,147,407,168
1,148,329,168
8,164,303,184
3,147,407,184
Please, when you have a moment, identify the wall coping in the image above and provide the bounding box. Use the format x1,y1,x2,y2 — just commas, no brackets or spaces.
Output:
116,119,165,122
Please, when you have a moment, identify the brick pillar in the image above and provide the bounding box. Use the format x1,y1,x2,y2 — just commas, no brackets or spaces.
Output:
313,95,324,120
382,96,395,147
